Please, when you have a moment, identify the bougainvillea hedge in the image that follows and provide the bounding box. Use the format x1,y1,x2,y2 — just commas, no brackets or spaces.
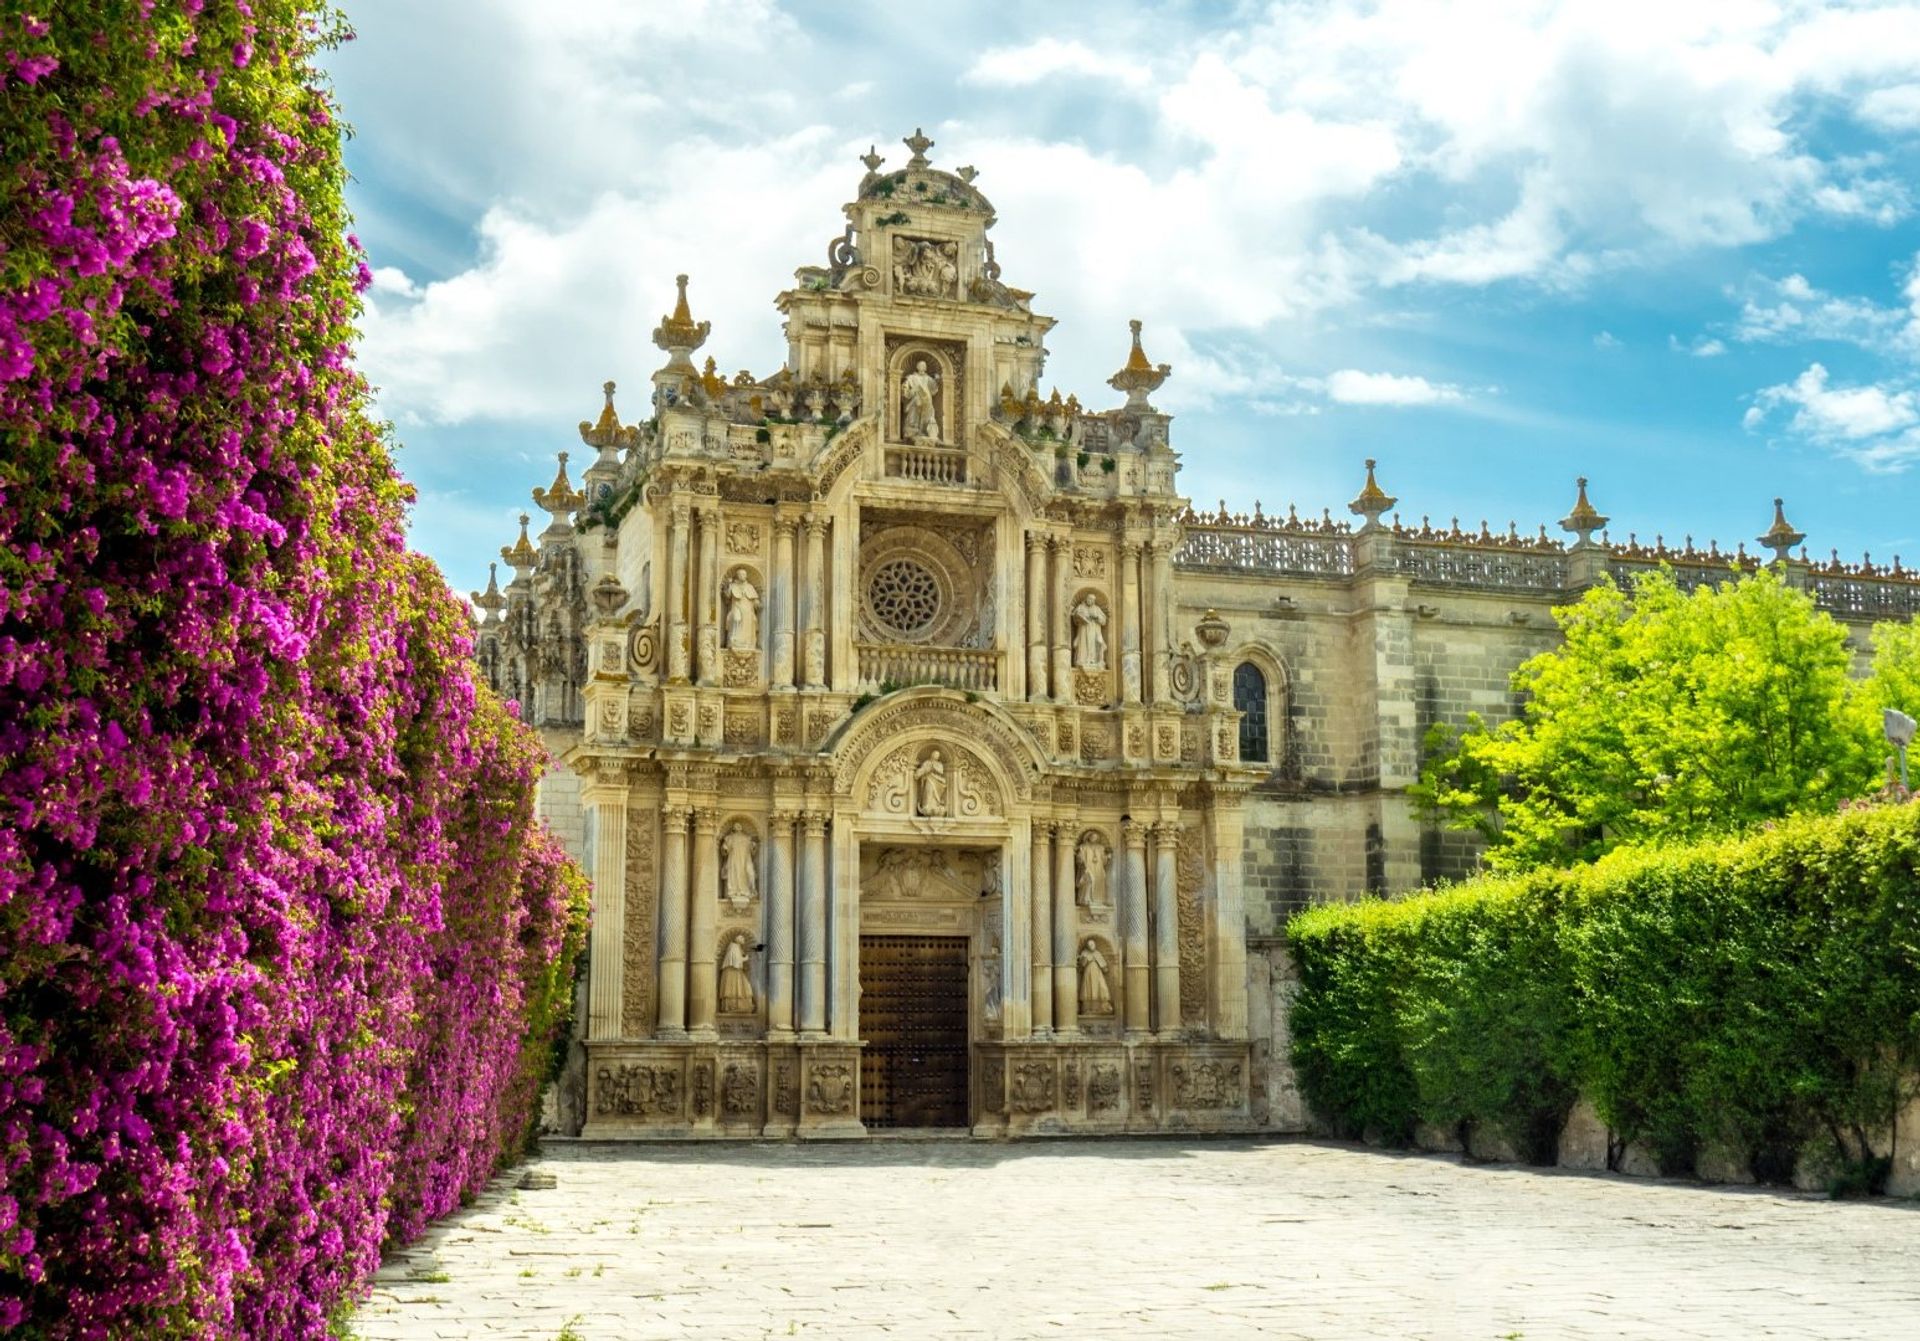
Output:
1,4,590,1335
1287,799,1920,1188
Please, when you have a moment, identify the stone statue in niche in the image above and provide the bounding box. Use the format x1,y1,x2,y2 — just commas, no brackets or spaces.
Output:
1076,833,1109,909
901,359,941,442
719,933,755,1014
721,822,757,909
1071,593,1108,670
1078,939,1113,1016
915,749,948,817
724,567,759,650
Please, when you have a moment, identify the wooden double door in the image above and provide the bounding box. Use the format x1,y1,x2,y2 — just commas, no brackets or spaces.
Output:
858,935,970,1129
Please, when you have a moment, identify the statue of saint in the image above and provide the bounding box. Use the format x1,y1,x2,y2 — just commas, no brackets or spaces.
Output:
1072,593,1108,670
915,749,948,817
901,359,940,442
1078,940,1113,1016
724,568,759,650
719,933,755,1014
1076,833,1108,908
721,822,757,909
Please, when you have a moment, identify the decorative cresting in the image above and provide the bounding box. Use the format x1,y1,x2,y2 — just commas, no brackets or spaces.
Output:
829,688,1043,804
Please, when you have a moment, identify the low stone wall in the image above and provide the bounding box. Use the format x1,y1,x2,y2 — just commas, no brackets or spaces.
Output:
1247,937,1310,1133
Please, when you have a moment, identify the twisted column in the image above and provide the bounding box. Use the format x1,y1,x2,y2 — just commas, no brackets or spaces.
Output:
666,502,691,683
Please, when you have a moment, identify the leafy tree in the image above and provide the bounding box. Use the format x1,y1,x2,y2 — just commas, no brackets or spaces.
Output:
1414,568,1879,870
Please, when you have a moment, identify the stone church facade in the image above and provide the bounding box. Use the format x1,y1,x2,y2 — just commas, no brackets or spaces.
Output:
471,132,1920,1138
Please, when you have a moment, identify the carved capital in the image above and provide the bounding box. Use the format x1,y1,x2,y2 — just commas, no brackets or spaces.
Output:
1050,532,1073,555
662,804,693,830
1151,820,1182,847
1030,818,1056,841
1025,530,1049,556
772,516,799,541
693,806,720,834
1122,818,1151,848
1119,539,1143,561
800,811,831,837
802,515,830,540
670,500,691,526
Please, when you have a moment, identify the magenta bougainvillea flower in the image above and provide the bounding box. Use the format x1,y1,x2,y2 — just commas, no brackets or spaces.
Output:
0,5,589,1336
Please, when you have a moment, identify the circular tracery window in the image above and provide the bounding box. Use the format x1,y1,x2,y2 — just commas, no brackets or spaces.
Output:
867,558,941,638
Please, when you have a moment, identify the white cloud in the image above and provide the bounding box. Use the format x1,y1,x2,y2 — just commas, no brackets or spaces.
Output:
962,37,1150,89
1668,334,1727,357
1593,330,1621,349
1324,369,1466,406
1748,362,1920,470
1732,259,1920,353
1861,82,1920,128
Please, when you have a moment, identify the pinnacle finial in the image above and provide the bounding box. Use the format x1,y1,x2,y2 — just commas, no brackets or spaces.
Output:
1348,459,1397,532
903,127,933,169
1758,496,1805,563
1558,475,1608,548
860,144,885,173
1108,318,1171,411
501,512,537,569
651,272,710,364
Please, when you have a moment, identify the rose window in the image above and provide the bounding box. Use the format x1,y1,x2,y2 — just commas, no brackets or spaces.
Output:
867,559,942,639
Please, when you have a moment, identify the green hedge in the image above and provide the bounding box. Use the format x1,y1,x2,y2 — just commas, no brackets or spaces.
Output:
1287,800,1920,1187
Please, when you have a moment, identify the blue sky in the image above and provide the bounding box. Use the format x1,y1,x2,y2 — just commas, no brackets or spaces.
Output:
324,0,1920,599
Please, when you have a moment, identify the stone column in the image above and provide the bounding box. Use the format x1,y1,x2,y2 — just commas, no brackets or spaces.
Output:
1119,540,1142,704
656,805,690,1035
585,790,627,1040
688,806,719,1035
770,518,797,690
1029,820,1053,1036
1152,821,1181,1036
798,811,828,1035
1050,534,1073,704
694,506,719,685
1152,539,1176,704
1140,540,1161,702
1120,819,1151,1038
1025,532,1049,703
800,517,827,689
766,809,796,1036
666,502,691,683
1052,817,1078,1035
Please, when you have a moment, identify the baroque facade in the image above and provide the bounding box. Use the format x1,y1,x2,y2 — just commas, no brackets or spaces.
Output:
472,131,1920,1138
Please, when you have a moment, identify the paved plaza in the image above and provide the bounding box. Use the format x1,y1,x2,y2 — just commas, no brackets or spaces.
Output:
354,1137,1920,1340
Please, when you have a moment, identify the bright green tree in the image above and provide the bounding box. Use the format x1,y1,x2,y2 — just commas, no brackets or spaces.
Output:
1413,568,1881,870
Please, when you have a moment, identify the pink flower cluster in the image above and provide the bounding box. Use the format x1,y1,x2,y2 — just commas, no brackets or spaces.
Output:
0,6,589,1336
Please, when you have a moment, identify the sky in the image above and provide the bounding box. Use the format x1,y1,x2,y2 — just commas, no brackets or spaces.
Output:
322,0,1920,601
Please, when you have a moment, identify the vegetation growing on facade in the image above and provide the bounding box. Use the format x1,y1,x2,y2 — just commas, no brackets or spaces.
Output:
1413,568,1897,870
1288,797,1920,1189
0,5,588,1334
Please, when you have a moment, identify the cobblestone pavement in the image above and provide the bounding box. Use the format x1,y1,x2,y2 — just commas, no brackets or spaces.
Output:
353,1137,1920,1340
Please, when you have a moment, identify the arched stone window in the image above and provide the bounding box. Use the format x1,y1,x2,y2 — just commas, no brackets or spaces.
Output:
1233,661,1269,763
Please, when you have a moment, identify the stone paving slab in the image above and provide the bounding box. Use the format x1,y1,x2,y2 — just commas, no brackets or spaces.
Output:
352,1138,1920,1340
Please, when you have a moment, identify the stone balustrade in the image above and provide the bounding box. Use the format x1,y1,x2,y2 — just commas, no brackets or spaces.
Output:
885,444,969,485
856,642,1000,693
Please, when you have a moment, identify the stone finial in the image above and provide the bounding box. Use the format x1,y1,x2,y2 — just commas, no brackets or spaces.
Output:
1558,476,1609,549
1107,318,1171,412
470,561,506,622
903,126,933,169
955,164,978,184
580,379,638,454
699,356,728,401
590,573,629,620
532,451,585,522
501,512,537,571
860,144,885,173
651,273,710,365
1347,459,1397,532
1758,497,1805,563
1195,609,1230,649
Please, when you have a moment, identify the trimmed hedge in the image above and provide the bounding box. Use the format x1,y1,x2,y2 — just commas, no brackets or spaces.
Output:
2,5,589,1335
1289,801,1920,1187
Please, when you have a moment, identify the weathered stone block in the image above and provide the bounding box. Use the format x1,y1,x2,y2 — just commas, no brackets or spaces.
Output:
1557,1096,1609,1171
